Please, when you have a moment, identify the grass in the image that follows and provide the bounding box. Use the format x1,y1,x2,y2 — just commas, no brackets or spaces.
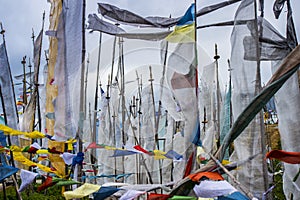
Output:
0,182,89,200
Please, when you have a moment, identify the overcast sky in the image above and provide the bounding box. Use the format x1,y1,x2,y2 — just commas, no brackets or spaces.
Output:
0,0,299,86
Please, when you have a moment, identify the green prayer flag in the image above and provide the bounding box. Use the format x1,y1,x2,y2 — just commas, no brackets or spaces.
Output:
169,196,197,200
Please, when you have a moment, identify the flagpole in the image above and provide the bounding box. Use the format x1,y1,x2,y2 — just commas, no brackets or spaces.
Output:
148,65,163,184
76,0,86,182
84,54,89,117
110,35,117,89
135,71,142,184
115,70,154,184
192,0,199,171
253,0,268,193
91,32,102,175
208,152,254,199
214,44,221,149
35,11,45,134
21,56,27,112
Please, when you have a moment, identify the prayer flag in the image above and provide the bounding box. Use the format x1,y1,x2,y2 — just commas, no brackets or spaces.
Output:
18,169,38,192
93,186,120,200
266,150,300,164
166,4,195,43
63,183,101,199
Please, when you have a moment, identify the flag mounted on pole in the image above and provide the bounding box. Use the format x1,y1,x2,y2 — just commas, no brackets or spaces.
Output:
166,3,195,43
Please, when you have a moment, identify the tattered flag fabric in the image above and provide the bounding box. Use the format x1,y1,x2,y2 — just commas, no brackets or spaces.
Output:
168,196,197,200
0,163,19,182
60,152,76,165
188,172,224,182
93,186,120,200
72,152,84,166
168,43,196,75
63,183,101,199
86,142,105,149
88,14,171,41
217,191,249,200
56,179,81,186
147,193,171,200
0,130,7,146
97,3,178,28
37,176,57,192
0,124,46,139
97,1,241,28
193,180,237,198
166,4,195,43
13,151,63,177
18,169,38,192
183,152,195,178
164,150,183,160
266,150,300,164
134,145,150,154
53,0,83,141
0,43,19,144
219,44,300,160
119,190,145,200
110,149,138,157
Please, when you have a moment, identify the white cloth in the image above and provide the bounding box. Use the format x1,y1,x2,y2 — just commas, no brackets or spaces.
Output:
119,190,145,200
18,169,38,192
60,152,76,165
193,180,237,198
31,142,41,149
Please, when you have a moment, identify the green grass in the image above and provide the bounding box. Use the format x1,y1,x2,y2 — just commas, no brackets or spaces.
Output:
0,183,89,200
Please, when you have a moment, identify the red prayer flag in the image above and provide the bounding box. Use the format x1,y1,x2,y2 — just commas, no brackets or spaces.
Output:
188,171,224,182
266,150,300,164
134,145,150,154
147,193,171,200
37,176,57,192
87,142,105,149
183,152,194,178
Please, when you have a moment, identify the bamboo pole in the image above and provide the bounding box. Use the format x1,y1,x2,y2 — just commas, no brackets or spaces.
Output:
135,71,142,184
253,0,269,193
33,11,45,138
84,54,90,118
112,111,117,180
148,66,164,184
117,36,126,180
91,32,102,171
115,72,154,184
214,44,221,149
208,152,254,199
76,0,86,182
21,56,27,111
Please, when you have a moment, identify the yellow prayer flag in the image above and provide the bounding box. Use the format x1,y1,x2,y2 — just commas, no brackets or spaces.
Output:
63,183,101,199
165,23,195,43
104,146,117,150
0,124,45,139
13,152,64,177
36,149,50,154
153,149,167,160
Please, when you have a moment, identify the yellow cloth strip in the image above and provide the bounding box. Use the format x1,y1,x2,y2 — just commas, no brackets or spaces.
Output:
165,23,195,43
153,150,167,160
63,183,101,199
48,140,66,177
0,124,46,139
104,146,118,150
13,151,64,177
